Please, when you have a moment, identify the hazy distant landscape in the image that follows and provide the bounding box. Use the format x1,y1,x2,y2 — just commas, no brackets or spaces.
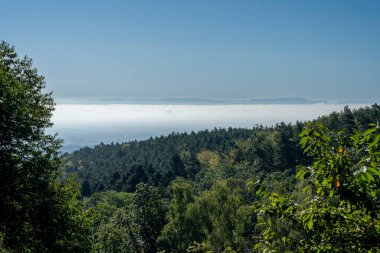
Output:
51,100,369,153
2,1,380,252
55,97,377,105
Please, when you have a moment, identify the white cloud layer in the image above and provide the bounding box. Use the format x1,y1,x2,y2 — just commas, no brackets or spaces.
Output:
52,104,366,127
50,103,367,151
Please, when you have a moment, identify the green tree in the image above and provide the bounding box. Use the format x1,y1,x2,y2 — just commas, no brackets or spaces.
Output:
92,208,140,253
131,183,167,253
0,42,91,252
158,180,197,252
255,123,380,252
341,105,355,132
84,190,133,229
159,179,256,252
187,180,256,252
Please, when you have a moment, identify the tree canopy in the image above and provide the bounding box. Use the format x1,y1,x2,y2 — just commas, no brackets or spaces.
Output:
0,41,91,252
1,41,380,252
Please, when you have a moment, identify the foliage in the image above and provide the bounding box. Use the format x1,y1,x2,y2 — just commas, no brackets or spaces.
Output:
186,242,214,253
62,128,254,194
63,104,380,198
158,180,196,252
3,41,380,252
0,41,91,252
85,191,138,252
86,184,167,252
63,103,379,252
159,179,256,252
92,208,140,253
84,190,133,228
255,123,380,252
131,183,167,253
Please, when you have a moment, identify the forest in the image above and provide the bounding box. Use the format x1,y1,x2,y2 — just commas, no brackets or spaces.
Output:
1,41,380,252
62,103,380,253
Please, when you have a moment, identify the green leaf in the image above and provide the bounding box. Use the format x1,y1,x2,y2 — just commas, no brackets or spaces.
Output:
307,218,314,230
365,172,375,182
367,167,380,176
270,192,279,198
364,128,377,136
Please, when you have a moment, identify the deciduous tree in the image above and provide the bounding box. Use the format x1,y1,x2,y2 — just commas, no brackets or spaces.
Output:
0,41,91,252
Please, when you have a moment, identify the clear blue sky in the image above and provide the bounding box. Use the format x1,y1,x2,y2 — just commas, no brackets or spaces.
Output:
1,0,379,100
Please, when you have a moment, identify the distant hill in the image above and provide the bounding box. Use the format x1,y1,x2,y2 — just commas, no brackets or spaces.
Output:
56,97,378,105
56,97,327,105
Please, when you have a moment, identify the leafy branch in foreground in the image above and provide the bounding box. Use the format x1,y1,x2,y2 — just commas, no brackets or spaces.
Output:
255,123,380,252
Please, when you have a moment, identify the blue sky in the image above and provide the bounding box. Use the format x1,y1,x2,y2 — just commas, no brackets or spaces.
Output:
1,0,379,100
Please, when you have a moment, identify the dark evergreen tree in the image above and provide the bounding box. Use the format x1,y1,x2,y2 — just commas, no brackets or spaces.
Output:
341,105,355,132
81,180,92,197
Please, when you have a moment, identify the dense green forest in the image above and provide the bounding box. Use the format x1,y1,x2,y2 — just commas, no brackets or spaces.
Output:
60,103,380,252
62,104,379,197
1,42,380,252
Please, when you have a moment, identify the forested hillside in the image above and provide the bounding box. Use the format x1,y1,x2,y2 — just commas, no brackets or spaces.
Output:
2,38,380,253
59,104,380,252
3,0,380,251
62,104,380,196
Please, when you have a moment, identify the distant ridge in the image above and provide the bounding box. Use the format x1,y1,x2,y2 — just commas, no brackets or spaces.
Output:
55,97,376,105
247,97,320,104
56,97,321,105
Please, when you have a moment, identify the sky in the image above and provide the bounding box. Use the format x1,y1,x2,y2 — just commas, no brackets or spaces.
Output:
1,0,379,100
